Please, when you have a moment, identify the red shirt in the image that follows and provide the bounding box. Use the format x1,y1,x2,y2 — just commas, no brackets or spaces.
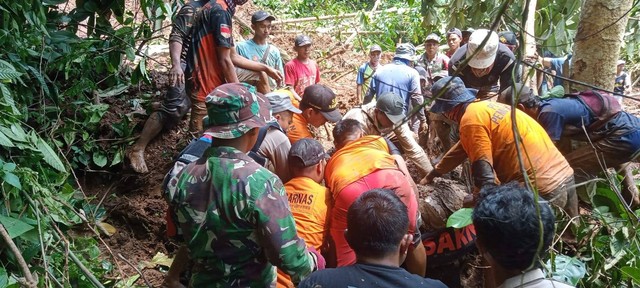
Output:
284,58,320,96
188,0,234,101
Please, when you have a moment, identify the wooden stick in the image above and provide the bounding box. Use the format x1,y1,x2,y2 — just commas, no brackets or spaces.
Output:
271,30,383,35
233,15,254,35
118,253,153,288
273,8,398,25
0,224,37,288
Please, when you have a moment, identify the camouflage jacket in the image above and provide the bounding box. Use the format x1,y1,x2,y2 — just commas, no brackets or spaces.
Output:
167,146,315,287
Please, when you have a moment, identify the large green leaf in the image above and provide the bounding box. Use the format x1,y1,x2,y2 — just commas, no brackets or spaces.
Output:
0,83,20,115
0,130,15,147
446,208,473,228
3,172,21,189
621,267,640,284
37,138,66,172
0,69,22,81
0,214,34,238
544,254,586,286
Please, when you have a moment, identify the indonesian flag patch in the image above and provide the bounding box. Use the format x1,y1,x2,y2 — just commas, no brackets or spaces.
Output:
220,24,231,38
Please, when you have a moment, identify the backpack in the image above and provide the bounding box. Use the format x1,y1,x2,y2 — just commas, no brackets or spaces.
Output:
248,121,284,166
568,90,621,131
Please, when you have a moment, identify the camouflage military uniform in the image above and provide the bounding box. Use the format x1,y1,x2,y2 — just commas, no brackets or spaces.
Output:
166,83,318,287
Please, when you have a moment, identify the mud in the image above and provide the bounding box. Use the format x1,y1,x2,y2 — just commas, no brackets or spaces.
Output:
418,178,468,231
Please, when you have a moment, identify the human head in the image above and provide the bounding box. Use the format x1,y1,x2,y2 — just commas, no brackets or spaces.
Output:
498,83,540,118
265,89,302,131
369,44,382,65
461,28,475,45
394,43,417,63
473,182,556,271
617,60,625,73
498,31,518,52
332,119,365,150
203,83,271,151
429,76,477,122
424,33,441,58
467,29,499,75
251,11,275,40
299,84,341,127
288,138,328,182
446,28,462,52
294,34,313,60
346,189,412,263
374,91,406,132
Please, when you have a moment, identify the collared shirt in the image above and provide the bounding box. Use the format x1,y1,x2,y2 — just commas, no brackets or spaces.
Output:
285,59,321,96
458,101,573,194
537,98,594,141
169,0,204,63
499,269,574,288
167,146,314,287
356,62,380,96
418,52,450,76
277,177,330,288
367,60,425,122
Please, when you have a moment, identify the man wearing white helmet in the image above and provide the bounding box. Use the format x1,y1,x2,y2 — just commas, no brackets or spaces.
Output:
448,29,516,99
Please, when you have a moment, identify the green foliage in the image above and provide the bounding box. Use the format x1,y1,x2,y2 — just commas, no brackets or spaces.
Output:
570,179,640,287
0,0,168,286
446,207,473,228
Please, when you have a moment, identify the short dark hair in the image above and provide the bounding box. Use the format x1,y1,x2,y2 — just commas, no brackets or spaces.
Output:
472,182,556,270
346,189,409,258
332,119,363,147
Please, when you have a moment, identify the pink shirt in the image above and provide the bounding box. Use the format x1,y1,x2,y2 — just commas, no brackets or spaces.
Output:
284,58,320,96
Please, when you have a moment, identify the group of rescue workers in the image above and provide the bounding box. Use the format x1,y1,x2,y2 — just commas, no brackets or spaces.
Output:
122,0,640,287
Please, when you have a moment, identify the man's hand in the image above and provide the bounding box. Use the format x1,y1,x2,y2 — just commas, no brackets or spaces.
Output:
419,169,441,185
524,53,541,66
265,67,283,87
419,122,428,134
168,65,185,87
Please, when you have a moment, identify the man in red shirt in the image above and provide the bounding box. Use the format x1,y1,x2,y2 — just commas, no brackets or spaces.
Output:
186,0,283,132
285,35,321,96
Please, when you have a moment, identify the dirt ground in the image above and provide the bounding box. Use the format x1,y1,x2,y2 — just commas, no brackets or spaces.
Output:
74,2,640,287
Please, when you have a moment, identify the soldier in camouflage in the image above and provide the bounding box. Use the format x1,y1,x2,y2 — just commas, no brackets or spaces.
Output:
166,83,324,287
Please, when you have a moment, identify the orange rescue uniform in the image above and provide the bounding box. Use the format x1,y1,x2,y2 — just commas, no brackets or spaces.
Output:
458,101,573,194
277,177,330,288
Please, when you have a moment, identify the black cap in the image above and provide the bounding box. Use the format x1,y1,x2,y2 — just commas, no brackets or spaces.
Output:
300,84,341,123
294,35,312,47
498,31,518,46
251,10,275,23
289,138,329,167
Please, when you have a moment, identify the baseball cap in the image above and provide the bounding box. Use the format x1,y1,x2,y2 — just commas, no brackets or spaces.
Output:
394,43,417,61
498,31,517,46
288,138,329,167
462,28,475,37
251,10,275,23
300,84,341,123
265,90,302,114
376,92,406,125
369,44,382,53
415,66,428,81
425,33,441,43
467,29,499,69
203,83,271,139
617,60,626,66
498,83,536,105
294,35,312,47
430,76,478,113
447,28,462,39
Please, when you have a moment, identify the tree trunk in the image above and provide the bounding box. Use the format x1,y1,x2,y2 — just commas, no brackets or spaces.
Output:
569,0,632,92
522,0,537,89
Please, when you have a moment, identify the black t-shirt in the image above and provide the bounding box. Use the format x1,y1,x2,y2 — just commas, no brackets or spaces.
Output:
449,43,515,93
298,263,448,288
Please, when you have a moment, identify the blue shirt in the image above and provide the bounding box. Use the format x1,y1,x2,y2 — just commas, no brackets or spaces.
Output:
537,98,593,141
298,263,447,288
367,60,421,113
236,39,285,88
549,55,571,87
597,111,640,152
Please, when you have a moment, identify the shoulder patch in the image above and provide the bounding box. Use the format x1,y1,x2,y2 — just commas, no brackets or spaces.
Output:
220,24,231,38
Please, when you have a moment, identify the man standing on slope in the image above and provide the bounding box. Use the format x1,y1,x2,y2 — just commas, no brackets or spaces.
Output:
187,0,283,132
356,44,382,103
